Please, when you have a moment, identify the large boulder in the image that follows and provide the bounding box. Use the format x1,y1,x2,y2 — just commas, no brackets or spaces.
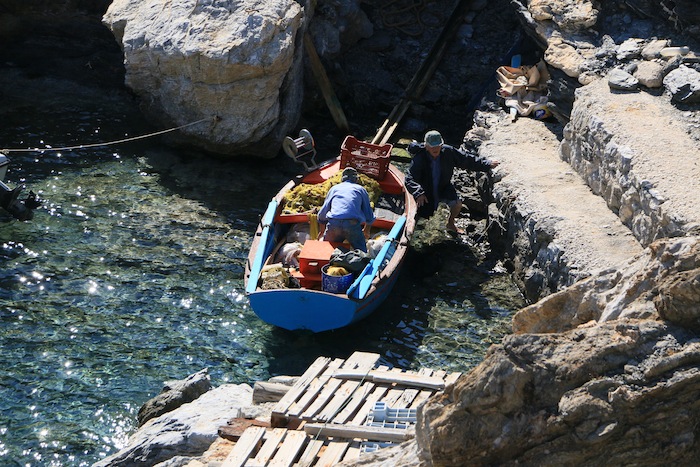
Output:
94,383,253,466
137,368,212,427
416,320,700,466
513,236,700,334
102,0,305,158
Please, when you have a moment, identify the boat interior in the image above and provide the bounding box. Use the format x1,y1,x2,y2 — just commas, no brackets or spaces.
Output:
261,160,407,292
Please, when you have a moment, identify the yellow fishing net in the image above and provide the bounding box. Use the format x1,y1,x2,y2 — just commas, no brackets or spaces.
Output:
281,171,381,214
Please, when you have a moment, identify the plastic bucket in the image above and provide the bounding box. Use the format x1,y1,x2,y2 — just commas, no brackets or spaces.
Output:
321,264,354,294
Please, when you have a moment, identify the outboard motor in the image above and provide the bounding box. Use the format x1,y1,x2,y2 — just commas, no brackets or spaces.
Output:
0,153,41,221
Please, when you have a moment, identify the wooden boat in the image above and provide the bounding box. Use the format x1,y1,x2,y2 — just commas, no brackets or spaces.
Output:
244,132,417,332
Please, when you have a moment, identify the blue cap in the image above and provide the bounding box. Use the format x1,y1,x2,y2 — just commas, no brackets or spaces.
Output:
424,130,443,147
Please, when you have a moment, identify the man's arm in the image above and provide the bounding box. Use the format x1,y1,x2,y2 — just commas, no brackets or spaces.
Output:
449,145,498,172
405,151,428,199
317,188,333,223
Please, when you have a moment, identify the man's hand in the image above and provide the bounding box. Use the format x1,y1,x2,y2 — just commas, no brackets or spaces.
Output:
489,159,501,168
416,194,428,207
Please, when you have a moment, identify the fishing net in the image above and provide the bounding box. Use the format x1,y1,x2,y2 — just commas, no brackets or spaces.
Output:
281,171,381,214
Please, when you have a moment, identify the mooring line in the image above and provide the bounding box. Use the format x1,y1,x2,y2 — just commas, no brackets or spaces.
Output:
0,116,217,154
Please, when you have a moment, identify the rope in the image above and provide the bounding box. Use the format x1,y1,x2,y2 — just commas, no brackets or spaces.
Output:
308,213,319,240
0,116,217,154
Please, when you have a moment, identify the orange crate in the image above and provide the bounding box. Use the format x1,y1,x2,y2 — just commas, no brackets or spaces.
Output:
340,136,392,180
298,240,338,275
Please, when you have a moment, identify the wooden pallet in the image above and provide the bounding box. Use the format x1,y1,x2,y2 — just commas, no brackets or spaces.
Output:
271,351,460,428
221,351,461,466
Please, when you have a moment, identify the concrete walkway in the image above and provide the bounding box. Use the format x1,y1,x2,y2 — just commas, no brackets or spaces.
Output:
477,114,644,299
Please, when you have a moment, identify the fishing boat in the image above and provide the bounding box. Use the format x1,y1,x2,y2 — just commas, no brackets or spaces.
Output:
244,130,417,332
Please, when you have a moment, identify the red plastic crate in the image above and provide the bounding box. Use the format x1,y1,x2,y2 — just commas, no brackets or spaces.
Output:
340,136,392,180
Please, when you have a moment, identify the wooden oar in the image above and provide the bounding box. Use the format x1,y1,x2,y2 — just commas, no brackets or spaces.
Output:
245,200,278,294
348,215,406,300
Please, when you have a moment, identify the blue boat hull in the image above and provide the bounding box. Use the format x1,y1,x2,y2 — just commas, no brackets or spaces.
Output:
249,268,401,332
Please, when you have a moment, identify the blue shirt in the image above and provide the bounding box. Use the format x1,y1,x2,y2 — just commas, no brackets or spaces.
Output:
318,181,375,225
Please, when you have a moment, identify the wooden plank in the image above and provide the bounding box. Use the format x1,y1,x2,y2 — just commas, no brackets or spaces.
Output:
410,387,434,409
316,440,350,467
287,358,344,419
394,368,434,409
253,381,292,404
340,441,362,463
315,379,362,423
298,373,344,421
268,430,308,467
444,371,462,387
222,426,266,467
314,352,380,423
333,368,445,390
246,428,286,467
376,368,415,409
303,33,350,134
304,423,415,443
295,438,325,467
219,418,270,442
406,368,435,410
342,351,381,370
272,356,332,426
395,385,420,409
350,386,390,426
332,365,389,424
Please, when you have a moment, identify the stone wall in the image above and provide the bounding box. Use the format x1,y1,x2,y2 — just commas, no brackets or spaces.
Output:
487,186,583,300
560,79,699,247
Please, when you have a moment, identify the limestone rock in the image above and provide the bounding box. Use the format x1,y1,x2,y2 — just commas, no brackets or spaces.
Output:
616,38,645,61
607,68,639,91
641,39,670,60
634,60,665,88
653,238,700,331
102,0,304,158
544,38,585,78
513,236,699,334
94,383,253,466
137,368,212,427
663,65,700,105
528,0,598,32
417,320,700,466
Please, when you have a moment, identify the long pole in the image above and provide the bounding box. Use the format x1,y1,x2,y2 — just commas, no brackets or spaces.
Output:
372,0,471,145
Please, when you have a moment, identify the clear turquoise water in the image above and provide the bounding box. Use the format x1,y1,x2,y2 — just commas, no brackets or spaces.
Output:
0,91,524,466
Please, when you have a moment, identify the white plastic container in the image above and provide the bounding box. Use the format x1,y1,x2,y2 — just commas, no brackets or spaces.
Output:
660,46,690,57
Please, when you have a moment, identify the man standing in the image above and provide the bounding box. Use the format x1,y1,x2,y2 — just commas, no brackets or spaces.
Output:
318,167,375,252
405,130,499,233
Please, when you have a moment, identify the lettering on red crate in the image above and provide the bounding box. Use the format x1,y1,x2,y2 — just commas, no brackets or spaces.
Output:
340,136,392,180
